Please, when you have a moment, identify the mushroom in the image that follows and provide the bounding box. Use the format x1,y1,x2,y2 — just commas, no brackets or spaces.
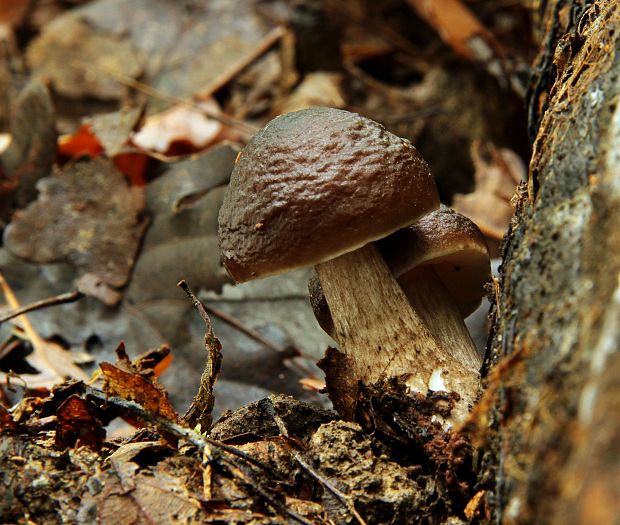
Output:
310,206,489,418
218,107,476,420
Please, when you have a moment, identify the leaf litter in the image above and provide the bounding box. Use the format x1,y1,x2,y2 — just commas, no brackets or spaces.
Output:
0,0,536,522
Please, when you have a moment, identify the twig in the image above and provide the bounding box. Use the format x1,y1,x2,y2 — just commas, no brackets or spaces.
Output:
204,304,287,354
82,384,278,475
0,290,83,325
178,280,221,431
178,280,213,332
293,452,368,525
195,25,287,100
203,303,319,380
0,271,87,382
73,64,257,137
219,454,315,525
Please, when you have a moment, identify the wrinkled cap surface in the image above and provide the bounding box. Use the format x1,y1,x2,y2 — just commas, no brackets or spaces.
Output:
218,107,439,282
379,205,491,316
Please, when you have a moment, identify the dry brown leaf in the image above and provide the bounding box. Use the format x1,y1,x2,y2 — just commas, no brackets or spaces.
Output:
26,14,145,100
55,394,106,451
452,191,515,241
82,445,202,525
452,141,526,244
88,106,144,157
4,157,147,289
100,345,178,423
470,141,526,201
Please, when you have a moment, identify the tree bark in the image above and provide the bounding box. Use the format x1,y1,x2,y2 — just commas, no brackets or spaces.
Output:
478,2,620,523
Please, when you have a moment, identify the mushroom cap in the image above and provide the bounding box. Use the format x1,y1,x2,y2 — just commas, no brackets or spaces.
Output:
378,205,491,317
218,107,439,282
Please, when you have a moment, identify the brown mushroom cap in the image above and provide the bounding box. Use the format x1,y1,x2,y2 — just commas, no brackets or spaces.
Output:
218,107,439,283
378,205,491,317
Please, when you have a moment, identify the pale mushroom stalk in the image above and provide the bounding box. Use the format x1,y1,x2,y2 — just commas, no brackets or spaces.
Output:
396,265,481,391
315,244,479,424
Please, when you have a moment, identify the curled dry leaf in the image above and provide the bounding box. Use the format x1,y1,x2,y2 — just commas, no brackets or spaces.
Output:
132,99,230,155
100,344,178,423
55,394,106,451
452,141,526,245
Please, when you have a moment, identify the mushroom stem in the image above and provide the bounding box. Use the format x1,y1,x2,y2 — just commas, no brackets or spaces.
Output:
315,243,480,423
398,265,482,373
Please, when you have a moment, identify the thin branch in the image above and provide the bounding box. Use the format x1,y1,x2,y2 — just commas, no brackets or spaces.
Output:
204,304,287,354
293,452,368,525
219,454,315,525
195,25,287,100
72,65,257,136
82,384,279,476
178,280,213,333
0,290,83,325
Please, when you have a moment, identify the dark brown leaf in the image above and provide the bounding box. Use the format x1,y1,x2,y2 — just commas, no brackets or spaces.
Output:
55,394,105,451
4,157,148,289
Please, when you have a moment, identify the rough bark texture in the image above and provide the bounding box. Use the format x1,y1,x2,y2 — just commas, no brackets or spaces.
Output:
479,2,620,523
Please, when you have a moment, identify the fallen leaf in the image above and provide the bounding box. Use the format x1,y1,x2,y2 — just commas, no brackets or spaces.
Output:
452,191,514,240
88,106,144,157
113,153,149,186
75,273,122,307
4,157,148,289
57,124,104,159
452,141,526,245
79,444,202,525
100,344,178,422
469,140,526,201
0,248,167,378
25,0,274,111
26,13,144,100
279,72,346,114
131,99,224,155
55,394,106,451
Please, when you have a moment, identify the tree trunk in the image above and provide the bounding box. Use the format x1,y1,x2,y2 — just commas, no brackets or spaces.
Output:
478,2,620,523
